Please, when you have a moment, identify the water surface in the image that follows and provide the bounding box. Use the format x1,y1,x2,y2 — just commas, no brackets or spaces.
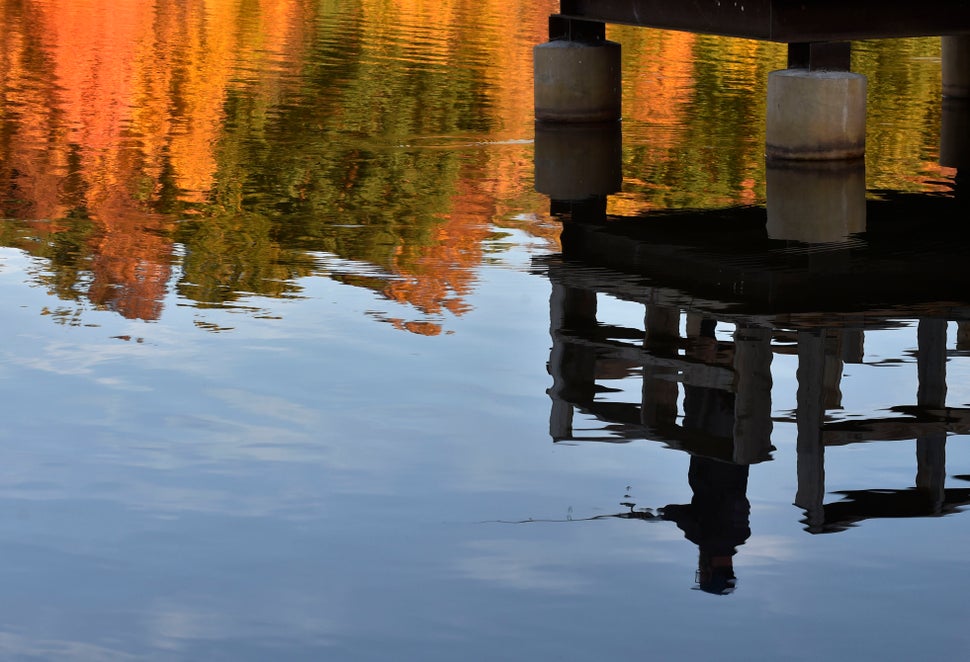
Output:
1,1,968,659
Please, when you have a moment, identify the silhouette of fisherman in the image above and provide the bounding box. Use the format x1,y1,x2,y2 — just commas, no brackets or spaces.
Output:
659,318,751,595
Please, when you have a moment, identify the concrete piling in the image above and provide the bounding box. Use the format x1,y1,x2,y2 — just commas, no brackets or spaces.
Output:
766,69,867,161
534,39,622,123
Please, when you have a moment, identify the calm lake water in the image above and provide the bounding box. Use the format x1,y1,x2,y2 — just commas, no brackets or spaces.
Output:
2,1,969,659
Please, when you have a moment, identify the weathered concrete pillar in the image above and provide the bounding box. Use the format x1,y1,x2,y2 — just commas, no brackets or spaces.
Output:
766,69,867,161
766,160,866,242
534,22,621,123
534,122,622,201
941,37,970,169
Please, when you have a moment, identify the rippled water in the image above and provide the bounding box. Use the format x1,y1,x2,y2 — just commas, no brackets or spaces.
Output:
1,1,969,659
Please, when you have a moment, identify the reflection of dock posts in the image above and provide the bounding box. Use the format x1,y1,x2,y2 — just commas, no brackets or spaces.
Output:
548,283,598,440
795,330,828,531
842,328,865,365
732,325,774,465
916,319,948,512
958,322,970,351
823,330,845,410
940,37,970,171
767,43,866,162
642,305,680,428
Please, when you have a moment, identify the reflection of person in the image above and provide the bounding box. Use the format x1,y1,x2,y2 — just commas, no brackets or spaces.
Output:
661,457,751,595
660,318,751,595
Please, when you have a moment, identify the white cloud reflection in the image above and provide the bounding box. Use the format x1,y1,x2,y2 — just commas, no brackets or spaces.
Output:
456,539,591,594
0,632,137,662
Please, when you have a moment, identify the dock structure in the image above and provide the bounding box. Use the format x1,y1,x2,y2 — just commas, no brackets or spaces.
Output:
535,0,970,209
532,3,970,535
534,191,970,534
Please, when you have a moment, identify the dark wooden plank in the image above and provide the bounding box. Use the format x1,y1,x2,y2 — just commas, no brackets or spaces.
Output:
771,0,970,41
558,0,970,42
823,407,970,444
560,0,773,40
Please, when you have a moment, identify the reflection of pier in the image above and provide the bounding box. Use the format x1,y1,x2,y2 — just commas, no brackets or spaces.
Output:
548,281,774,466
537,197,970,534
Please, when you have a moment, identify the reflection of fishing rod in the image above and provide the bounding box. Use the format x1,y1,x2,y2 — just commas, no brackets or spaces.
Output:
487,503,663,524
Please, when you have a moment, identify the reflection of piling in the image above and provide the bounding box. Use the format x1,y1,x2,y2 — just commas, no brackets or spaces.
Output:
642,305,681,428
940,97,970,170
548,283,598,440
766,160,866,242
534,122,622,203
732,326,774,465
842,328,865,365
823,330,845,411
958,321,970,351
916,319,948,512
796,330,827,531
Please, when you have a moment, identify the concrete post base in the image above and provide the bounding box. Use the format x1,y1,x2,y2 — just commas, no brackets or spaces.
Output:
766,69,867,161
534,122,622,201
766,160,866,243
534,39,621,122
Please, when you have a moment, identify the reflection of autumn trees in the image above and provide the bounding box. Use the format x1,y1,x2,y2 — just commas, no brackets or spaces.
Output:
174,0,557,333
0,0,955,329
855,38,952,191
0,0,559,329
613,31,787,213
0,0,314,319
